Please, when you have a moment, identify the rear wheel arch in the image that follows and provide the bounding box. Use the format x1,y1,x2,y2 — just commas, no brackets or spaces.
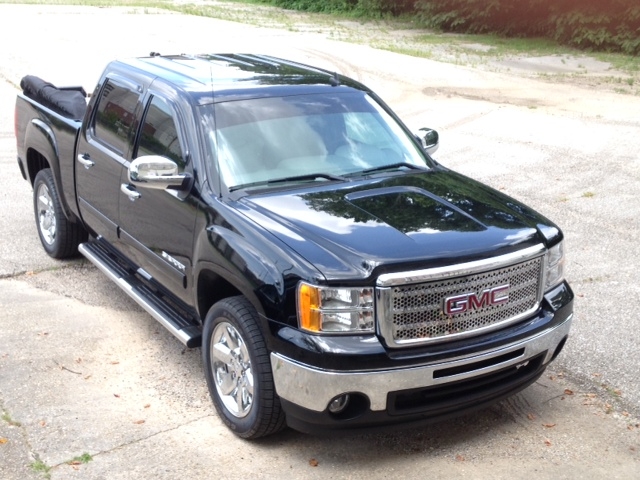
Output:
26,148,51,185
24,118,59,184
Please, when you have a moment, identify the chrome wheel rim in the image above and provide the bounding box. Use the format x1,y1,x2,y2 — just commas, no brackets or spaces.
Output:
36,183,56,246
210,321,254,418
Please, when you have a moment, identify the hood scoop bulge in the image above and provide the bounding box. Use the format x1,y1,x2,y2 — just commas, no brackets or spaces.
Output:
345,186,486,237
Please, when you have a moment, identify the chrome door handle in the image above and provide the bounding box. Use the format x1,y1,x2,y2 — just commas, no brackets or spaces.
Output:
77,154,95,169
120,183,141,201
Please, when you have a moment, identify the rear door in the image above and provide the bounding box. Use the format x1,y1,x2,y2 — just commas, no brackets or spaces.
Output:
76,75,144,241
117,90,197,305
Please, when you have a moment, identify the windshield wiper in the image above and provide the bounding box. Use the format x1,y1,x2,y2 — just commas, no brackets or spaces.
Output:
357,162,427,176
229,173,347,192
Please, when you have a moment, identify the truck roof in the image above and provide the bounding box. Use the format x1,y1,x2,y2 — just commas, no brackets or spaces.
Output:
118,53,369,104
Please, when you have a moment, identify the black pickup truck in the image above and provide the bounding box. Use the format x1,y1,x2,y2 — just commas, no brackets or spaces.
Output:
15,53,573,439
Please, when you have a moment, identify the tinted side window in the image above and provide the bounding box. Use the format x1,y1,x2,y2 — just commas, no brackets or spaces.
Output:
136,96,185,169
93,79,139,154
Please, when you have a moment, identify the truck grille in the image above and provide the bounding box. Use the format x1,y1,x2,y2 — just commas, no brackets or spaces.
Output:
376,255,544,348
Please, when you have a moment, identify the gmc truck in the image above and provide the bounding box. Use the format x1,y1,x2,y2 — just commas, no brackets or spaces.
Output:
14,53,573,439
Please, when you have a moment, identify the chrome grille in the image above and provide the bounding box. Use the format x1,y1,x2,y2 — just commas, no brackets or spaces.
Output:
376,255,544,347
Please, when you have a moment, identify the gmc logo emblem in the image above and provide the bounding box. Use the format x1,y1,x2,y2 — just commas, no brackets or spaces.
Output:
443,284,510,316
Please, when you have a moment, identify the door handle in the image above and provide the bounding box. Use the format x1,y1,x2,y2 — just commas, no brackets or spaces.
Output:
120,183,141,201
77,153,95,169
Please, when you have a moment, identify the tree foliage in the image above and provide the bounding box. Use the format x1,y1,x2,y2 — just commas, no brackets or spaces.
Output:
413,0,640,54
255,0,640,54
256,0,413,16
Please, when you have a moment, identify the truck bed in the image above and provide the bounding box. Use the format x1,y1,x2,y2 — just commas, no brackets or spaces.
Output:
19,75,87,120
14,90,84,222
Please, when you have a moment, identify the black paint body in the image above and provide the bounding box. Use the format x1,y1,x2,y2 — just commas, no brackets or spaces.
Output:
15,54,573,433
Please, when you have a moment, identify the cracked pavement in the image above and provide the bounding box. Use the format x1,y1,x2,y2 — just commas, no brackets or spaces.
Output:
0,3,639,479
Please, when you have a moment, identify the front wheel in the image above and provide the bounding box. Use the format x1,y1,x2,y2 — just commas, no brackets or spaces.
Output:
33,169,86,258
202,296,286,439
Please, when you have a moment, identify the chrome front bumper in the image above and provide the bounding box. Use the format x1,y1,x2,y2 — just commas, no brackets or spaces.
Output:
270,314,572,413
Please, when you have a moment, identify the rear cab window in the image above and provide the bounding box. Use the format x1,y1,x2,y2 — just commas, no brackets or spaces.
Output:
92,79,140,156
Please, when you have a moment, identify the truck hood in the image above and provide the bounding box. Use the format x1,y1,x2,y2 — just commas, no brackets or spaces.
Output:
236,169,555,281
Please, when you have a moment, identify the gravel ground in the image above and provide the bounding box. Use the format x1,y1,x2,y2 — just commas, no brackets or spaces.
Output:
0,3,638,479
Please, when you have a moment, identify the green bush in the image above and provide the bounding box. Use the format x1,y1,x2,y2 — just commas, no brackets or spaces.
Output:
255,0,640,54
414,0,640,54
256,0,413,16
264,0,353,13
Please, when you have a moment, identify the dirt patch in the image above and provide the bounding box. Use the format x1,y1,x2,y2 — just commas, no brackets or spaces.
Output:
496,55,613,75
174,1,639,96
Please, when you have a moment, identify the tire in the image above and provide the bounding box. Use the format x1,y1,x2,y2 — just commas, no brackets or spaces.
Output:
33,169,87,258
202,296,286,439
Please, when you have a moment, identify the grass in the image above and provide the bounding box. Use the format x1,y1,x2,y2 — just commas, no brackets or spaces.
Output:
31,458,51,479
0,0,171,5
385,32,569,58
594,50,640,74
68,452,93,464
1,0,639,89
1,411,21,427
464,35,561,56
29,452,93,478
1,403,92,476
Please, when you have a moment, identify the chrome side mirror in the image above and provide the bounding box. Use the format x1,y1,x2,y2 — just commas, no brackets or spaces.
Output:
416,128,439,156
129,156,190,190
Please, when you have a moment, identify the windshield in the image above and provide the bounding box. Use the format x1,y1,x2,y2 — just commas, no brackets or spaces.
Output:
202,92,430,191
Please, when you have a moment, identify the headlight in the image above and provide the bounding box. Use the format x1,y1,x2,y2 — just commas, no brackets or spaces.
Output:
545,241,565,290
297,282,374,334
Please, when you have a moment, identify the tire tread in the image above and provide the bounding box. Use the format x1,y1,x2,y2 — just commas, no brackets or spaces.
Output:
33,169,87,258
203,296,286,439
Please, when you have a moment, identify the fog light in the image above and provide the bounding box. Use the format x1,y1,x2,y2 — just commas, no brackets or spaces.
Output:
328,394,350,414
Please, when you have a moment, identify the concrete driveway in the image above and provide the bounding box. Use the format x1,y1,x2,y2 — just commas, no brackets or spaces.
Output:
0,4,638,479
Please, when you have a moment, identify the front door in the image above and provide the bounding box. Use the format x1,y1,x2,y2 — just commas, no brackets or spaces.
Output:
118,92,197,305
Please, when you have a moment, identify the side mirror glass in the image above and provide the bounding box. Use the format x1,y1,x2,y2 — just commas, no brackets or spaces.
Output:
129,156,190,190
416,128,439,156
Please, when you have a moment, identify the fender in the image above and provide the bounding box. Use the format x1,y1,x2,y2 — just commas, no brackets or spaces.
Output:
192,224,287,320
190,192,327,336
25,118,59,183
24,118,79,222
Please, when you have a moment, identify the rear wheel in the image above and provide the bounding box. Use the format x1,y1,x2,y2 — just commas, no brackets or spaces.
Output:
33,169,86,258
202,296,286,439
